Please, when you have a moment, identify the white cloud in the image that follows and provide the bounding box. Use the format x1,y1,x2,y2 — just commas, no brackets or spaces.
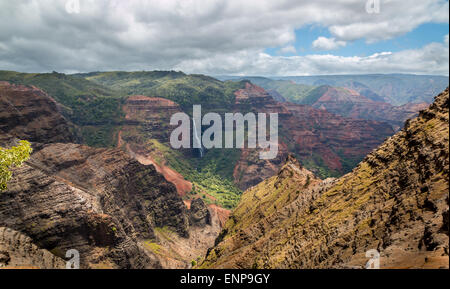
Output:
0,0,448,75
174,38,449,76
278,45,297,54
312,37,346,51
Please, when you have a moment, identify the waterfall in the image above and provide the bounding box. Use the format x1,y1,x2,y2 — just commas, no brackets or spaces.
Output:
192,119,204,158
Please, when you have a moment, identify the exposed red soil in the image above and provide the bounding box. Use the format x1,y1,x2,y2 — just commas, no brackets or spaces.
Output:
208,204,231,228
128,144,192,196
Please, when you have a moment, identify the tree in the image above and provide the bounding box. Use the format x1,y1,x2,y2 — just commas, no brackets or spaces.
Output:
0,140,32,191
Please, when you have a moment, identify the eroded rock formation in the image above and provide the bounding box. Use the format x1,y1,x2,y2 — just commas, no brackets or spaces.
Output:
232,83,395,189
0,82,77,144
0,83,202,268
202,88,449,269
0,227,66,269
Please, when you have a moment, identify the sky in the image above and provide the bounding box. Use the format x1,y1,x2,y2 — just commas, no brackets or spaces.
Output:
0,0,448,76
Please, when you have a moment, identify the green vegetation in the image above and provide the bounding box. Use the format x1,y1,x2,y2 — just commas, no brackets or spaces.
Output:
0,140,33,191
0,70,247,208
148,140,242,209
82,71,247,113
237,77,319,104
301,152,341,179
143,240,161,254
0,70,125,147
81,125,120,148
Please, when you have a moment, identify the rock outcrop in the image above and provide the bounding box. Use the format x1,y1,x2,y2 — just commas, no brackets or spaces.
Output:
122,95,182,143
0,82,77,144
202,88,449,269
0,227,66,269
189,198,211,227
0,142,192,268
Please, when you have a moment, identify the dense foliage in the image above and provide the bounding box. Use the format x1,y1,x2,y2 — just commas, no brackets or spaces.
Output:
147,140,242,209
0,141,32,191
82,71,247,113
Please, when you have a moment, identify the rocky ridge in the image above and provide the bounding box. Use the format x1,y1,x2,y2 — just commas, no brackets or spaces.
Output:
202,88,449,269
0,227,66,269
0,82,77,144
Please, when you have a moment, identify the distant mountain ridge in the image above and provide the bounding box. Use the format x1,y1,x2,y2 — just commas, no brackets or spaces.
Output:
308,85,429,131
219,74,449,105
220,75,444,130
231,82,394,187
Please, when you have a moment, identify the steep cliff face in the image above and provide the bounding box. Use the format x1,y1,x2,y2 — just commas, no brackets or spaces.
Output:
122,95,182,144
0,82,77,143
202,88,449,269
189,198,211,227
232,83,395,188
0,82,216,269
0,142,191,268
284,102,394,169
0,227,66,269
231,83,290,189
119,95,193,196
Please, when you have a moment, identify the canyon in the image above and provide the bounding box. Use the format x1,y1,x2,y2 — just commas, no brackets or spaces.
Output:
226,76,441,131
0,71,447,269
308,85,429,131
231,82,394,189
0,82,221,268
201,88,449,269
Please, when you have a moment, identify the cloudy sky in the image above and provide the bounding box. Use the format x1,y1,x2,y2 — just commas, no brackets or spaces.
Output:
0,0,448,76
